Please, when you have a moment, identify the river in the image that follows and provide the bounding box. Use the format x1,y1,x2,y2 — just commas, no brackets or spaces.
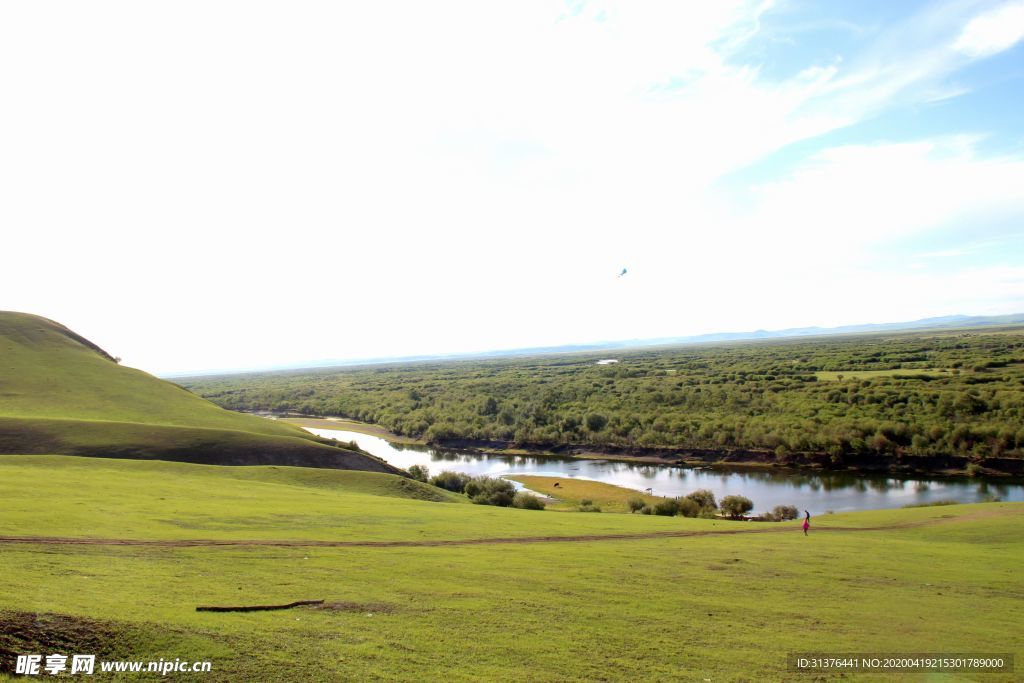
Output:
305,427,1024,514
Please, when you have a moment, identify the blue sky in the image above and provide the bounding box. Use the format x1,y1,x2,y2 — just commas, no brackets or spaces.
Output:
2,0,1023,374
720,0,1024,269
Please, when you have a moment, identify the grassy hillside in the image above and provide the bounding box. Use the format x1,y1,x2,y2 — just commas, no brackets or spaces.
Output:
0,312,395,472
0,455,1020,681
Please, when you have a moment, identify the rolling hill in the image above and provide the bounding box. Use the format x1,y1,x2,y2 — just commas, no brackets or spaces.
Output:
0,311,397,472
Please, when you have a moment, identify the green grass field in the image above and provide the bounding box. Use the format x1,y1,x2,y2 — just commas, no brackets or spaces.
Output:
508,475,664,512
814,368,955,381
0,312,391,472
1,455,1021,681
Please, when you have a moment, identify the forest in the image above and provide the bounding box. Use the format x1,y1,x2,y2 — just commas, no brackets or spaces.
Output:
181,327,1024,463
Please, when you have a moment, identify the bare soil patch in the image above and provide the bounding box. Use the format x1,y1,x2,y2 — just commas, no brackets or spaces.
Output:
0,611,125,674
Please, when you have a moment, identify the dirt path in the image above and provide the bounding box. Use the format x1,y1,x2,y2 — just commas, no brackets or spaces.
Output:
0,509,1012,549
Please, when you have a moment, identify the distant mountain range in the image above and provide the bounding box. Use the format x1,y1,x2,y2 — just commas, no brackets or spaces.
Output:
630,312,1024,346
169,312,1024,378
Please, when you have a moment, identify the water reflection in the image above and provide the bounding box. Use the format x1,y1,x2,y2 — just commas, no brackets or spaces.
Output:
308,428,1024,515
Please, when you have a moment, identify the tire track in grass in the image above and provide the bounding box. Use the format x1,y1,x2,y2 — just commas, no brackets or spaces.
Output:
0,508,1013,548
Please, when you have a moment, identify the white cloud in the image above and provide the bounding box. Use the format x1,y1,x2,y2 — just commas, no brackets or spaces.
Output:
744,136,1024,250
954,0,1024,57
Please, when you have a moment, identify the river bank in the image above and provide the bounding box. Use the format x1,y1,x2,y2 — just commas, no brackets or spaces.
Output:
273,414,1024,481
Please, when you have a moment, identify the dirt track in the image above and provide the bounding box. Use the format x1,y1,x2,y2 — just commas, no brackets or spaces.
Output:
0,510,1009,549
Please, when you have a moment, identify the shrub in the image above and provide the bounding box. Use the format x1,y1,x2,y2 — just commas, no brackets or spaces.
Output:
769,504,799,521
676,497,701,518
686,489,717,510
653,499,681,516
429,470,472,493
472,490,515,507
464,476,517,506
640,505,653,515
408,464,429,482
627,497,646,513
580,498,594,506
512,492,546,510
720,495,754,519
577,501,602,512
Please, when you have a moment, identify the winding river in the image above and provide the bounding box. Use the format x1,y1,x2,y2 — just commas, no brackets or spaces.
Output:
305,427,1024,514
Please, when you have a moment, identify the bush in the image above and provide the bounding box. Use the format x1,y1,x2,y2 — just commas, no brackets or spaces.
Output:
577,501,602,512
408,464,429,482
653,499,680,516
472,490,515,507
429,470,472,493
512,492,546,510
686,489,717,510
769,504,799,521
676,497,701,518
720,495,754,519
464,476,518,506
627,497,646,513
640,505,653,515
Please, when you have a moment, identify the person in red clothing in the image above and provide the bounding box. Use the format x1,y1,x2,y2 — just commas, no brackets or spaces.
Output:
802,510,811,535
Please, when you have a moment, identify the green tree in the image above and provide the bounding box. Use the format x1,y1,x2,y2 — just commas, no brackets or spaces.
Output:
585,413,608,432
721,495,754,519
769,504,798,521
685,489,717,510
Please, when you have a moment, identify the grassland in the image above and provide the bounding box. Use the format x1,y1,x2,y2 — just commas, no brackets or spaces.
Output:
508,475,663,512
182,326,1024,474
815,368,956,381
0,312,392,472
4,312,1022,679
1,455,1022,681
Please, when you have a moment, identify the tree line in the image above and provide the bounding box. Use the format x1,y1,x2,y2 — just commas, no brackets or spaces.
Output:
182,328,1024,462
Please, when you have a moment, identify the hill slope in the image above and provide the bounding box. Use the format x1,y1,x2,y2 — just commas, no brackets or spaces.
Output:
0,311,397,472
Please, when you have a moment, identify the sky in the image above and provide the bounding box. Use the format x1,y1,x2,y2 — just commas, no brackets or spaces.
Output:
2,0,1024,376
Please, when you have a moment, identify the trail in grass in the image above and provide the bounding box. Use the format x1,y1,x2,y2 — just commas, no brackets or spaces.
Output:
0,509,1009,548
